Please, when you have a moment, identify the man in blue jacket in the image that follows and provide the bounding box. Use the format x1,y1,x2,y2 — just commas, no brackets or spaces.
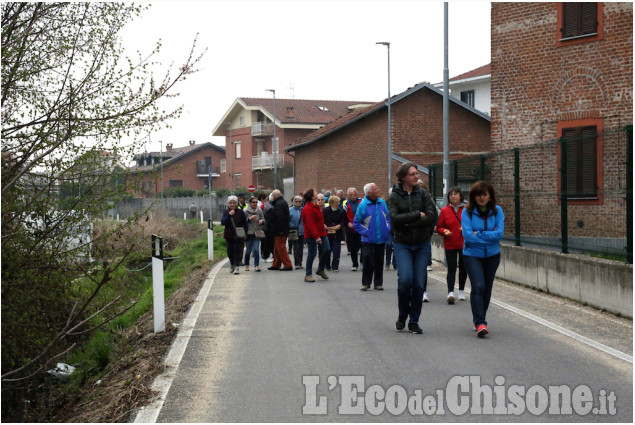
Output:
354,183,391,291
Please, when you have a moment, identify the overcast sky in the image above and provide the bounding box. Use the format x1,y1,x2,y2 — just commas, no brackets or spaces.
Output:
121,0,491,153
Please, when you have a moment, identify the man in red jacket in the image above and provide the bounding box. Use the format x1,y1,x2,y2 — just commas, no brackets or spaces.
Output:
345,187,362,271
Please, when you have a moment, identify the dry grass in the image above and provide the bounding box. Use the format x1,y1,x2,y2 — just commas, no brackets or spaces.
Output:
54,262,213,422
93,209,202,261
42,211,214,422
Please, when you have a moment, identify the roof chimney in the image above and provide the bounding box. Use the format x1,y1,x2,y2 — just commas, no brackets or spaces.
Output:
166,143,173,152
286,106,295,119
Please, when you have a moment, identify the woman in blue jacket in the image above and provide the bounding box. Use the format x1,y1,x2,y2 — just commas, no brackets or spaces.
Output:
461,181,504,337
353,183,391,291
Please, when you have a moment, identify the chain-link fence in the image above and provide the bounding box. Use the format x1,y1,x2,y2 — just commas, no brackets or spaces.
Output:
429,125,633,263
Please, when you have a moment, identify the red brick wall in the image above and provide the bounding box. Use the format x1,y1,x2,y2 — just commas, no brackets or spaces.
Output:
220,126,314,190
293,87,491,197
491,3,632,152
128,144,225,197
491,3,632,239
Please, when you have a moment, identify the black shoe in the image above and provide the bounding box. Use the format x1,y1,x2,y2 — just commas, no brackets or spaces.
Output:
281,267,293,271
396,316,406,330
267,266,280,270
408,323,423,334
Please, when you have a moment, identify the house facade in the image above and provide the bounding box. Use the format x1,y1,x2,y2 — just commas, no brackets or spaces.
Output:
211,97,371,192
434,63,491,115
286,82,491,198
127,141,225,197
490,2,632,246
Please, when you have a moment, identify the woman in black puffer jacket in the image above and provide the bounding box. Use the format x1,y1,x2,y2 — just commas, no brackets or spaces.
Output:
388,162,436,334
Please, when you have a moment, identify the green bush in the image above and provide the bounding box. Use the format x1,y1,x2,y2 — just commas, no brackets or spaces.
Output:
214,188,230,198
161,187,196,198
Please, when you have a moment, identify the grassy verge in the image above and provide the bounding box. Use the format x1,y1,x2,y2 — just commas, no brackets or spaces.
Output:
65,225,226,390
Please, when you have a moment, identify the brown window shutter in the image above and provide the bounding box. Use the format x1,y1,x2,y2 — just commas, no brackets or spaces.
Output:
562,3,580,38
580,3,598,35
563,126,597,198
579,126,598,197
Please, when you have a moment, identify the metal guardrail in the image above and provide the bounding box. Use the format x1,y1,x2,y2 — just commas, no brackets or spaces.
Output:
251,122,274,136
252,154,284,170
196,164,220,175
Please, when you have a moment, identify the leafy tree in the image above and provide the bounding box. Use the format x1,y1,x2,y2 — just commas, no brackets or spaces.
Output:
1,1,204,415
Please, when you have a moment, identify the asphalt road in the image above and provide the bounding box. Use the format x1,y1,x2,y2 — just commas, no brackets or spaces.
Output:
137,246,633,423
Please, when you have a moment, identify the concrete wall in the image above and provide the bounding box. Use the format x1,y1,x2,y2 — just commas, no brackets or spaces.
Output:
431,235,633,318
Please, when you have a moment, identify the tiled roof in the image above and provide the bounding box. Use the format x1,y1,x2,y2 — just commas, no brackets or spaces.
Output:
130,142,225,172
241,97,373,125
449,63,491,82
291,101,384,147
287,81,490,151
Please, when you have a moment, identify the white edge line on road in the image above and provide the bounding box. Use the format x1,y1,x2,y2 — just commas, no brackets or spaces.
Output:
449,283,633,364
428,270,632,364
133,258,229,423
489,296,633,364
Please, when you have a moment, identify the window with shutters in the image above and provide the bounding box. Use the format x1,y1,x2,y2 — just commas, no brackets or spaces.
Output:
557,119,603,205
557,3,603,46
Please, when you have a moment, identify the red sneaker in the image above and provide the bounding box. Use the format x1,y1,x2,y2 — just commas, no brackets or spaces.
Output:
476,324,488,337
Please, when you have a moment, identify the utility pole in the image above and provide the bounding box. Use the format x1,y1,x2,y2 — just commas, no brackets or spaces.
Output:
442,2,450,204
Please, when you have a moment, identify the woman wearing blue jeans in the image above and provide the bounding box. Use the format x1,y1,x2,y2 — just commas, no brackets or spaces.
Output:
243,196,265,272
388,162,437,334
300,188,331,282
461,181,505,337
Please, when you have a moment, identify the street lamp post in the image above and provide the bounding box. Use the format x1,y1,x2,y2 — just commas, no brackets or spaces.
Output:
376,42,392,190
266,89,277,190
443,2,450,202
225,122,233,193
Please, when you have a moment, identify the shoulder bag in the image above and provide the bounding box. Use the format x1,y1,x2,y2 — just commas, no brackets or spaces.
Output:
231,216,246,240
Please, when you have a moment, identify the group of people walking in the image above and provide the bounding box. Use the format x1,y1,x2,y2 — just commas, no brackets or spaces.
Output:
221,162,504,338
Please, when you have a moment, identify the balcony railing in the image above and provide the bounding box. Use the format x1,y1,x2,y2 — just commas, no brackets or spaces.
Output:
252,153,284,171
251,121,274,136
197,164,221,176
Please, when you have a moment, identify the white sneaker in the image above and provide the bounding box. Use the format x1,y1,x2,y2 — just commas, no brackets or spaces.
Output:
233,268,239,275
427,265,432,271
423,292,430,302
244,266,249,271
351,266,357,271
447,292,455,304
265,258,274,263
458,290,466,301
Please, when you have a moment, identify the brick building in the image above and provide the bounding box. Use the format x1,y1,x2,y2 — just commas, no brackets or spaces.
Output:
128,141,225,197
286,82,491,198
490,2,632,245
211,97,371,192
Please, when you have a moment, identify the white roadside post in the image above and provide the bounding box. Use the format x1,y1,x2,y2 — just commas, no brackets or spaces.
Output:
200,210,204,224
183,212,187,220
152,235,165,333
208,219,214,261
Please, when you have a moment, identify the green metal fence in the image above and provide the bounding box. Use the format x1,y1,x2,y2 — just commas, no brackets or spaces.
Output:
429,125,633,263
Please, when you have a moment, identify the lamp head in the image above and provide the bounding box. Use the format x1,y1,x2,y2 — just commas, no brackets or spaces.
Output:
376,41,390,46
